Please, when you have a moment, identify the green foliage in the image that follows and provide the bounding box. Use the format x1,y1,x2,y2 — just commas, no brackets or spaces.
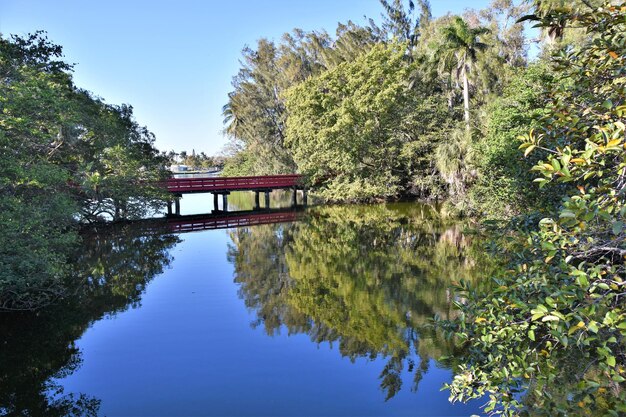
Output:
465,0,530,68
435,126,473,203
285,43,408,200
0,32,168,309
221,33,327,176
523,0,604,52
285,43,451,201
379,0,431,50
220,22,390,178
445,3,626,415
221,1,531,204
468,64,557,218
317,21,382,68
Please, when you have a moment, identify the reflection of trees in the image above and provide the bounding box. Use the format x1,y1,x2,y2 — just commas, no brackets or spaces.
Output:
228,223,311,335
0,223,180,416
226,190,295,212
520,351,618,417
228,203,484,400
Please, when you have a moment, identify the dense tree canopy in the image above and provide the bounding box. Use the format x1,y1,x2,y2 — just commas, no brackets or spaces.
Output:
0,32,168,310
221,0,529,203
285,43,451,201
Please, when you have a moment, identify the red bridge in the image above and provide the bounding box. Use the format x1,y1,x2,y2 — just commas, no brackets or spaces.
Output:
166,174,302,194
165,174,306,215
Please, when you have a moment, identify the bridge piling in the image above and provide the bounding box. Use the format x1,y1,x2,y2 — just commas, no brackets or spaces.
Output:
222,192,229,212
174,196,181,216
254,191,260,210
264,191,270,209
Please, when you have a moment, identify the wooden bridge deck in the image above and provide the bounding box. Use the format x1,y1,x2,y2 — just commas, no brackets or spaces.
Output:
166,174,302,194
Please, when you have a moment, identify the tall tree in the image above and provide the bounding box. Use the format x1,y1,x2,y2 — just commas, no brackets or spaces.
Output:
222,33,326,176
379,0,431,50
435,17,489,129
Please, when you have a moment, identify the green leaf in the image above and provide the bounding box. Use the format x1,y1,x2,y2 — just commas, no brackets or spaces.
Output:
607,355,616,367
532,313,545,321
612,221,623,235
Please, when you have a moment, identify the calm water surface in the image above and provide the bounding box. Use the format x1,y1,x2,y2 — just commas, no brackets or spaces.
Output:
0,193,487,416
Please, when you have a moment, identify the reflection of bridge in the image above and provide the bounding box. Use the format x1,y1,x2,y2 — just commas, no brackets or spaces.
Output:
165,175,306,216
131,207,303,235
166,208,302,233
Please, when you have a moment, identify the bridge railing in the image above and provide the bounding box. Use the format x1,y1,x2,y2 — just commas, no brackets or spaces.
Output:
166,174,302,194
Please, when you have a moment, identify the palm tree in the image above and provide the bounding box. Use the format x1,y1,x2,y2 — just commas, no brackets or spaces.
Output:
222,94,242,138
436,17,489,129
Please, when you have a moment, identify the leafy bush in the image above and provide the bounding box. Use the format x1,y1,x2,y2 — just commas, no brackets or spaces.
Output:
444,4,626,415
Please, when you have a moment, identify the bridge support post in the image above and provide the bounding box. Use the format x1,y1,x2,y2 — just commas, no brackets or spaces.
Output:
303,188,308,205
174,196,181,216
213,193,219,212
222,192,229,212
167,200,173,216
291,187,297,207
264,191,271,209
254,191,260,210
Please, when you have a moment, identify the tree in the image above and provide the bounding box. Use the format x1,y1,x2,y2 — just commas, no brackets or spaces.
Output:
520,0,603,48
285,43,410,200
316,21,381,68
0,32,167,309
221,32,326,176
435,17,490,129
379,0,432,51
468,63,557,218
464,0,529,68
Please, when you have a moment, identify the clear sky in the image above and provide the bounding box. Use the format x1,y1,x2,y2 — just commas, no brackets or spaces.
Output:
0,0,491,155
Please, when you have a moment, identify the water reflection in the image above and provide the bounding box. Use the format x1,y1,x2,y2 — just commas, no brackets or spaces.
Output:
0,223,180,416
228,203,483,400
0,201,486,415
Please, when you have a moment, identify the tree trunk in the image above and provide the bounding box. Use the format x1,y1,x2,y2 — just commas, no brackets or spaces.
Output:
462,68,470,130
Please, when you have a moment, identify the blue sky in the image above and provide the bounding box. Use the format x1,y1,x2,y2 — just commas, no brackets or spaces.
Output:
0,0,492,155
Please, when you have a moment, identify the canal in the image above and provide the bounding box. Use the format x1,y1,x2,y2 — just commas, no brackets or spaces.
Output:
0,194,487,416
